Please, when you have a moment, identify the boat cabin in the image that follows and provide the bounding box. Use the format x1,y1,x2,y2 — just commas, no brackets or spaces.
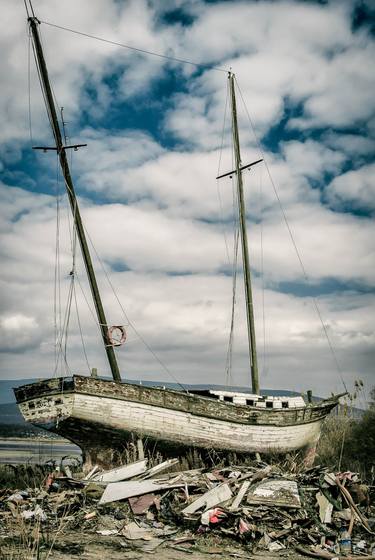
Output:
190,389,306,409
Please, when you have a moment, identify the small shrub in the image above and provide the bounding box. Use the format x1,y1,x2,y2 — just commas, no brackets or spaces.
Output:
317,414,354,471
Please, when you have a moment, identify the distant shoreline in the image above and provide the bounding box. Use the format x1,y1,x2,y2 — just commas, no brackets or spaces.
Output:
0,436,74,445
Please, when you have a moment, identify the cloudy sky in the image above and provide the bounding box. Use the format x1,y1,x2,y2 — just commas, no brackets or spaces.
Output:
0,0,374,402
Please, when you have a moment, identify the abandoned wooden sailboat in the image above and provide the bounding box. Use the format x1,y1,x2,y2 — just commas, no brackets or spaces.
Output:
14,10,343,468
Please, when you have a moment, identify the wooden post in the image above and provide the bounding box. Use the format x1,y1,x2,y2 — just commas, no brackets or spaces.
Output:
137,439,144,460
229,73,260,394
28,17,121,383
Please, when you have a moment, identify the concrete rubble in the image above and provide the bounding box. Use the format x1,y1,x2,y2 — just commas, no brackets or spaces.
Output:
1,457,374,558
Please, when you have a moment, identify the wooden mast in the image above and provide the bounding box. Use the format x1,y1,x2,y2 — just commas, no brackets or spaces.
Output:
229,72,260,394
28,16,121,383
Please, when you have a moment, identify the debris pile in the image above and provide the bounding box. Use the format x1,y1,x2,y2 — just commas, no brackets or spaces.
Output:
1,457,374,558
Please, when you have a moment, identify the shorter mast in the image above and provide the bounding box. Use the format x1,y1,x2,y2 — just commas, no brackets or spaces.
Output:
28,16,121,383
229,73,260,395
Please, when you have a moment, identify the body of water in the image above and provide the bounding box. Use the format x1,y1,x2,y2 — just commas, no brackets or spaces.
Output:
0,438,81,464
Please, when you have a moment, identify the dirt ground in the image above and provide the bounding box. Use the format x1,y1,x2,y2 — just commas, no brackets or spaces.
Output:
47,541,306,560
3,530,307,560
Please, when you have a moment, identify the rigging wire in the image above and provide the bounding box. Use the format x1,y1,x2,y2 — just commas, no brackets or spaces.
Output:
28,12,221,389
73,281,91,374
39,20,228,74
225,96,240,386
30,33,57,146
225,227,239,386
60,278,74,375
49,144,189,391
215,77,241,386
27,29,33,143
53,155,62,374
75,271,102,332
234,76,348,392
62,118,92,375
23,0,29,18
82,224,189,394
38,105,188,391
38,25,63,121
216,79,231,266
52,152,75,378
259,165,267,378
27,9,348,393
29,21,65,151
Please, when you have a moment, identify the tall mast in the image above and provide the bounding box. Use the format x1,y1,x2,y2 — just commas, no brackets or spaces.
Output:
28,16,121,382
229,73,260,394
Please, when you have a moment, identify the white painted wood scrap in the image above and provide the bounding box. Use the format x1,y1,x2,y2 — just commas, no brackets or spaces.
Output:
93,459,148,483
316,491,333,524
247,479,301,508
99,479,184,505
182,483,232,515
229,480,250,511
84,465,100,480
139,458,179,479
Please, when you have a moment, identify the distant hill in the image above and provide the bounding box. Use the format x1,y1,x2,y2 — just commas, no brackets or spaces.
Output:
0,379,39,405
0,402,25,424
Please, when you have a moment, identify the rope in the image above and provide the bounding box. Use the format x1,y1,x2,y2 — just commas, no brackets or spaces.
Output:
234,76,348,393
40,20,228,73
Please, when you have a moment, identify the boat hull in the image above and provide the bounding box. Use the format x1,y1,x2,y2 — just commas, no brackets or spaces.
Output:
14,375,340,468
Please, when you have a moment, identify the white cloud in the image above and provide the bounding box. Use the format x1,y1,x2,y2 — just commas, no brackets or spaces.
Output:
281,139,346,181
327,163,375,211
323,132,375,157
0,313,40,352
0,0,374,401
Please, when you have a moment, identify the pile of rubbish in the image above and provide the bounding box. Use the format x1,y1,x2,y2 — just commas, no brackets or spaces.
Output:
1,457,374,558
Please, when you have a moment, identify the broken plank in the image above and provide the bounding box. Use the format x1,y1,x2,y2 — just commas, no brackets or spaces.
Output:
93,459,148,483
316,491,333,524
229,480,250,511
138,458,179,479
99,479,184,505
83,465,100,480
247,479,301,508
182,483,232,515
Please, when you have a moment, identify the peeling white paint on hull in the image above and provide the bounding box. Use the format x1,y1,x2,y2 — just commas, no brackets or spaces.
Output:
15,376,342,466
19,392,323,454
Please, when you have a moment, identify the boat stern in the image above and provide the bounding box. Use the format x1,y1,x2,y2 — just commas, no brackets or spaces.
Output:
14,377,75,431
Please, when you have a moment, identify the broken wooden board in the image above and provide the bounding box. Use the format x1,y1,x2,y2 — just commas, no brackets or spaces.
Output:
99,479,184,505
128,493,156,515
93,459,148,483
138,458,179,479
246,479,301,508
182,483,232,515
316,491,333,524
229,480,250,511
